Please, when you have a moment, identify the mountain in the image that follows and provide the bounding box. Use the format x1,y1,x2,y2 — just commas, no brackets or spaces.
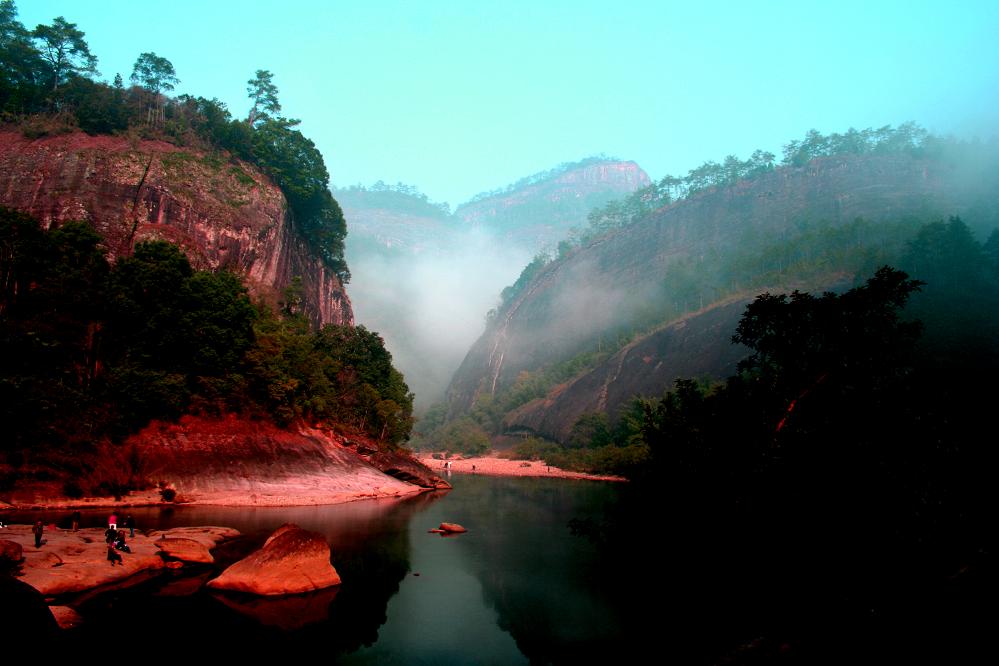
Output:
445,144,999,442
455,158,650,251
0,130,352,328
342,158,650,410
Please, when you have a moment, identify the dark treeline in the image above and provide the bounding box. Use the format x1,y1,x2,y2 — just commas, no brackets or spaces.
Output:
579,264,996,662
0,1,348,281
0,208,412,496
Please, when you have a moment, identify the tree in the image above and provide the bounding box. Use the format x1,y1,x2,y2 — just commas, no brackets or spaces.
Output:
247,69,281,126
1,0,44,112
129,52,178,95
32,16,97,91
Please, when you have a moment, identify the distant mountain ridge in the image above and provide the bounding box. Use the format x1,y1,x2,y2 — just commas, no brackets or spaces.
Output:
341,157,650,257
445,145,999,440
341,157,651,410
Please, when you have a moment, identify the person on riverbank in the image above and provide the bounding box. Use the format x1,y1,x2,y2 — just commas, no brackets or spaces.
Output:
125,514,135,538
105,526,117,544
108,512,118,530
113,533,131,554
32,521,43,548
107,543,122,566
70,511,81,532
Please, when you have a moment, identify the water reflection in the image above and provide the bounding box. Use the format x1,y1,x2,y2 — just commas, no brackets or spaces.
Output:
23,491,444,658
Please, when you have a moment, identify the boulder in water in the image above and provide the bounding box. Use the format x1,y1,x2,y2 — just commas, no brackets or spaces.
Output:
208,524,341,596
439,523,467,533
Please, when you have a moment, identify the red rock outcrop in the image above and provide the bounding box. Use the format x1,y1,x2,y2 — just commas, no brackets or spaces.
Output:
0,130,351,328
128,414,433,505
207,524,341,595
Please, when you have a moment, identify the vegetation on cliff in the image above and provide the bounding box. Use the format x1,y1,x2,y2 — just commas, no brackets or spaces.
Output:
575,264,994,661
0,0,348,280
0,208,411,496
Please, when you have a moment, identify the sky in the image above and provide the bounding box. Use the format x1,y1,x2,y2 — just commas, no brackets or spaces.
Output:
18,1,999,208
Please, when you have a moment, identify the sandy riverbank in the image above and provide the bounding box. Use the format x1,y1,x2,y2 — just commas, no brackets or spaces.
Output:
418,454,626,482
0,483,429,512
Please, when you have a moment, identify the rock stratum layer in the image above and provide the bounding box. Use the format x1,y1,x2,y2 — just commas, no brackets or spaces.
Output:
447,151,999,441
129,414,448,506
0,130,351,327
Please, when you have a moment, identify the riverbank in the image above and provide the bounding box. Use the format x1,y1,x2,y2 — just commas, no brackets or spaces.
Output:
417,453,626,482
0,482,429,512
0,524,239,597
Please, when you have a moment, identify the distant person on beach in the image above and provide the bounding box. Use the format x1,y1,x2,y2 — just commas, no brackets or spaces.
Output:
32,521,43,548
125,514,135,538
70,511,81,532
108,512,118,530
107,543,123,566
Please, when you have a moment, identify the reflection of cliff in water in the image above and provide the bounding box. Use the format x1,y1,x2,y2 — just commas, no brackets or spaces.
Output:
64,490,444,658
443,477,633,663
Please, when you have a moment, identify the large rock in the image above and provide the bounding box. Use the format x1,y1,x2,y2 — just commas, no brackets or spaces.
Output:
0,538,23,564
155,537,214,564
0,575,60,641
208,524,341,596
1,524,237,595
367,447,451,490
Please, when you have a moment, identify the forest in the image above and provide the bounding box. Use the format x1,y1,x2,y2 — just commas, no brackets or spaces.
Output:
0,207,412,496
0,0,349,281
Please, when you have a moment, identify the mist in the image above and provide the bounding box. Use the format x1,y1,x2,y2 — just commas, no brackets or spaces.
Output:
347,227,532,413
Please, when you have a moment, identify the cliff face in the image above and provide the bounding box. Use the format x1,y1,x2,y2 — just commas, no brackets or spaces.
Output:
455,160,650,251
0,131,352,327
127,414,448,505
447,151,999,429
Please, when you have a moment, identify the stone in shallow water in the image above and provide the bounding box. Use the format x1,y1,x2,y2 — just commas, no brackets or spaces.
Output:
156,537,214,563
207,524,341,596
439,522,467,533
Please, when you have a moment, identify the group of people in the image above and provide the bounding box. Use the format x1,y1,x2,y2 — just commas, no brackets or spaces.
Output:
105,512,136,566
18,510,138,558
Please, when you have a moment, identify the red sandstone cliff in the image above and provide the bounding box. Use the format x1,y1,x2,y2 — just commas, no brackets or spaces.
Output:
0,130,352,327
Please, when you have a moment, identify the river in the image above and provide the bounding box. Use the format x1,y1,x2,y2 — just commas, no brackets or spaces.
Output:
11,475,648,662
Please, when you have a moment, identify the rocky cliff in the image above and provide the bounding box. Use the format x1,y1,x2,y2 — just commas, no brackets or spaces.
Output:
447,150,999,437
128,414,448,506
455,159,650,251
0,131,352,327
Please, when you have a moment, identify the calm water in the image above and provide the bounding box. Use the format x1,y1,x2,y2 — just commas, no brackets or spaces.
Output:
11,475,645,663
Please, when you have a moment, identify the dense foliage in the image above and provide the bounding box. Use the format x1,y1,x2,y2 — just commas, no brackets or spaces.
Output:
334,181,452,219
582,265,996,661
568,123,934,249
0,208,410,494
0,1,348,280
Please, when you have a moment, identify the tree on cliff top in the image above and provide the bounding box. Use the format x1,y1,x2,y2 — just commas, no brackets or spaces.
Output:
31,15,97,92
247,69,281,127
130,52,178,96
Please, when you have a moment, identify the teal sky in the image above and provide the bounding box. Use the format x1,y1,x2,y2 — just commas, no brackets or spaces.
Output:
18,1,999,207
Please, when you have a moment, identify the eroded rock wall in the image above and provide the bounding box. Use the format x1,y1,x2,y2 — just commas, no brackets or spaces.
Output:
0,131,351,327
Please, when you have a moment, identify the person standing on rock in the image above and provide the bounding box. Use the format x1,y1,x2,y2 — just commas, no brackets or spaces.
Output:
125,514,135,538
107,542,123,566
108,512,118,531
70,511,81,532
32,521,43,548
